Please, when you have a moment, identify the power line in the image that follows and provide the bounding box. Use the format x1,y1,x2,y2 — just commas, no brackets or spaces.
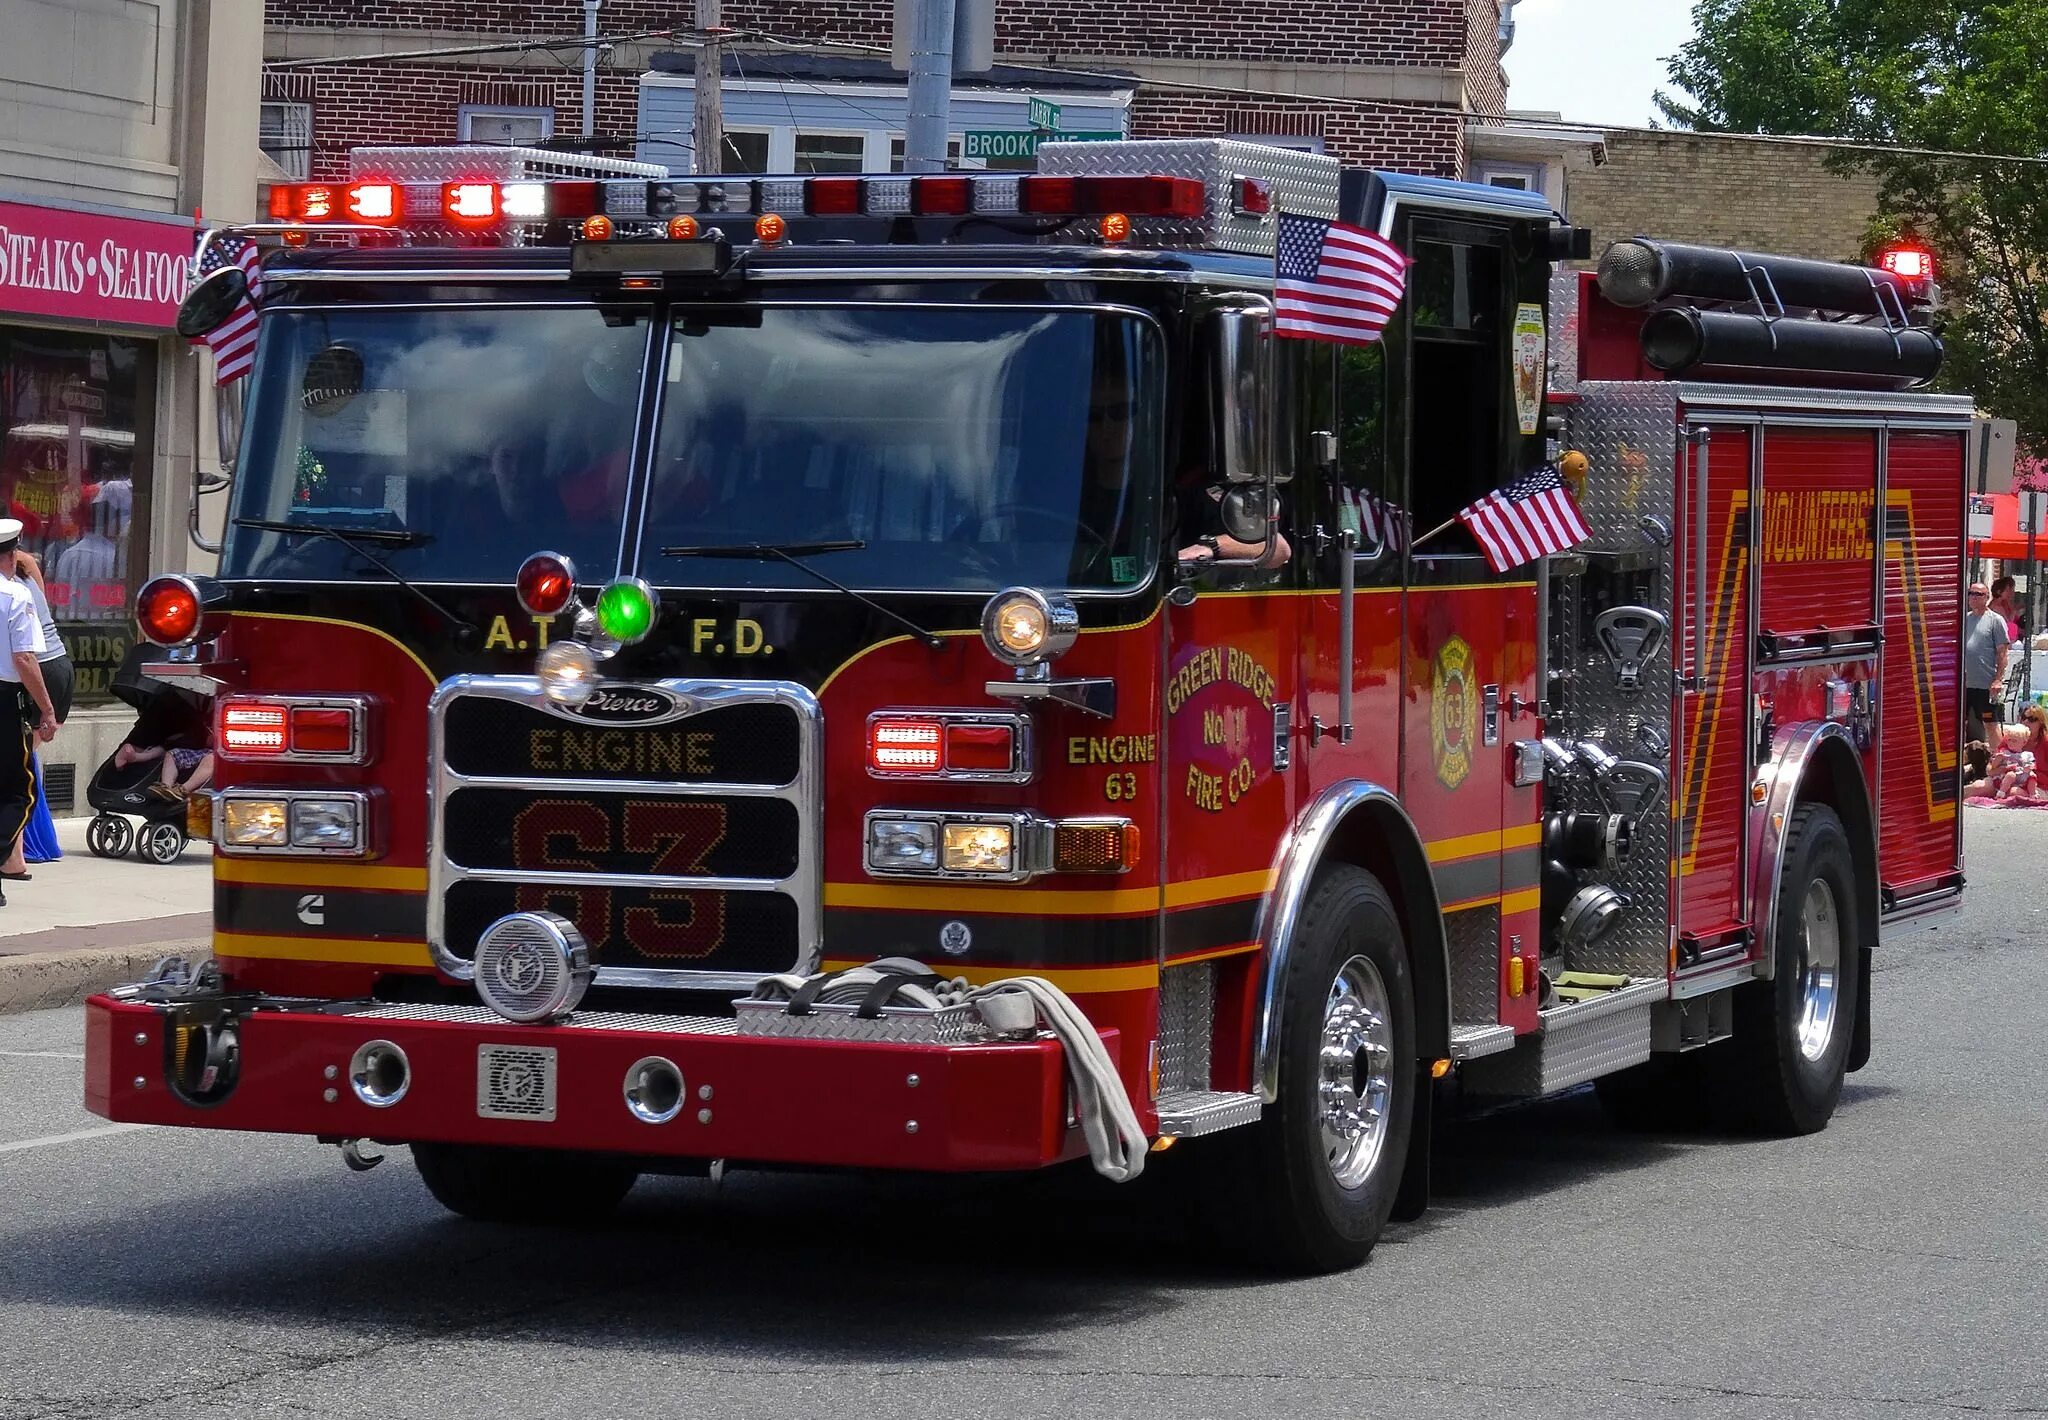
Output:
263,28,694,71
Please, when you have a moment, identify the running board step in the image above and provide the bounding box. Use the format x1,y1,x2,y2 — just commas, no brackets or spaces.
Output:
1450,1022,1515,1060
1460,977,1665,1098
1154,1089,1262,1137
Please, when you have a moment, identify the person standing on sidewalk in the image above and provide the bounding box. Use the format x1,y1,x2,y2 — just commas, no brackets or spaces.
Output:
1967,581,2013,747
0,519,57,907
6,548,70,874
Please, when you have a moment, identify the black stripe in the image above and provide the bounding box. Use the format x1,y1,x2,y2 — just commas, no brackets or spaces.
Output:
1502,847,1540,894
215,883,428,941
825,906,1156,967
1432,855,1498,906
1164,898,1259,957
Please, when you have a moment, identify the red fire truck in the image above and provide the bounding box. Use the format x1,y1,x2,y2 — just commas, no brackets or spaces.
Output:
84,140,1968,1272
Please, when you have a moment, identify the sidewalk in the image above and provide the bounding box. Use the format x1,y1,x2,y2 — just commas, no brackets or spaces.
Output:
0,815,211,1012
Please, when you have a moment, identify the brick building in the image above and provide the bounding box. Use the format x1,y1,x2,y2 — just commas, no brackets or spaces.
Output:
1567,129,1883,265
262,1,1521,183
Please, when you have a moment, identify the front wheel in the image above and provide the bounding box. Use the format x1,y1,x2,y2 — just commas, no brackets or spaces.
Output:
1226,864,1415,1273
86,814,132,858
1712,803,1862,1134
411,1143,640,1223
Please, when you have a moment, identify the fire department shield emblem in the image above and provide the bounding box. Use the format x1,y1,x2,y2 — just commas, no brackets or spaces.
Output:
1431,637,1478,789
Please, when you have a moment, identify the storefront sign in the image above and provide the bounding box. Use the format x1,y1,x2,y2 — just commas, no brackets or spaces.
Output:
0,200,193,329
963,130,1122,160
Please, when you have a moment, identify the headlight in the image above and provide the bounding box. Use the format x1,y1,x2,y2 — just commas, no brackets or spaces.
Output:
289,798,360,851
537,640,600,706
942,822,1015,874
981,587,1079,668
222,799,288,847
866,817,939,872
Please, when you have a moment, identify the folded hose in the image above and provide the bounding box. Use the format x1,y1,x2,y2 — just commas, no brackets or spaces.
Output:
750,959,1147,1182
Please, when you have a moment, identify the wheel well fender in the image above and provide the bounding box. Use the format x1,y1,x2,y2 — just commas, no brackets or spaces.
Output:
1252,780,1449,1103
1748,721,1879,988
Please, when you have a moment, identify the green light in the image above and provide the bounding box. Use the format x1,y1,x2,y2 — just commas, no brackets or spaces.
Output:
595,578,657,644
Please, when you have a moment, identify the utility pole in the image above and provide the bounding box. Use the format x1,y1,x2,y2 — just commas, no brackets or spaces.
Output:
581,0,600,142
903,0,957,173
694,0,723,173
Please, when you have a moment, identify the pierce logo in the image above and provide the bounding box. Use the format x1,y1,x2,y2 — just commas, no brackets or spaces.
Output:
571,687,679,724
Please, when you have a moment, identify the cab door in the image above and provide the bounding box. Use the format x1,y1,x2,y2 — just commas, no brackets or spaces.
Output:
1389,213,1547,1033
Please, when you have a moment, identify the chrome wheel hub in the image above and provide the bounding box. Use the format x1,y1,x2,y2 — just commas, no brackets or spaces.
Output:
1318,954,1394,1189
1795,877,1843,1063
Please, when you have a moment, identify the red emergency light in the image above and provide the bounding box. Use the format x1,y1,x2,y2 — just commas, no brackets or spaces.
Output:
867,713,1025,778
216,697,369,763
1877,243,1935,282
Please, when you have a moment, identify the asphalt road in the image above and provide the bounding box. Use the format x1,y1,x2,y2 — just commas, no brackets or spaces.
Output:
1,808,2043,1420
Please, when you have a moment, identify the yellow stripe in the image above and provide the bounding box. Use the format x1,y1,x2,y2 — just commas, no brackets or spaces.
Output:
215,859,428,891
815,604,1162,700
1440,887,1542,916
1426,823,1542,863
824,867,1275,917
214,931,432,966
820,958,1159,993
228,611,437,687
1165,940,1262,966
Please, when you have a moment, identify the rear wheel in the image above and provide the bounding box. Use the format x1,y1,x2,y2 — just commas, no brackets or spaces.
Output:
1225,864,1415,1273
411,1142,640,1223
86,814,132,859
1711,803,1861,1134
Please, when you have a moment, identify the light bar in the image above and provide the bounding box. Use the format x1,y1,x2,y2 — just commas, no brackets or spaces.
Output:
217,695,371,764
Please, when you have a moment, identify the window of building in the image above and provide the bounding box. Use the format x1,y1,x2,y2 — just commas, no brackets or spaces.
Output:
793,132,866,173
1224,133,1326,155
459,106,554,146
720,128,772,172
0,325,153,705
1487,174,1530,190
887,137,965,170
260,101,312,181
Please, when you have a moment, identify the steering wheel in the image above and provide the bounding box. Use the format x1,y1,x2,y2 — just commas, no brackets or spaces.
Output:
976,502,1115,556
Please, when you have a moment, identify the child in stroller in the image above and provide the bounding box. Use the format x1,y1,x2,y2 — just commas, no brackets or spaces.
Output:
84,646,213,863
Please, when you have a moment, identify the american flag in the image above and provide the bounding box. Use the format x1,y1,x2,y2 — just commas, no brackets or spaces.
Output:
193,232,264,385
1274,212,1409,347
1456,462,1591,573
1337,484,1408,554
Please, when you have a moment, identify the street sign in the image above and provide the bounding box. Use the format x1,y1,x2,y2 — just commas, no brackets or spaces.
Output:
963,130,1120,160
2021,491,2048,535
1028,97,1061,131
1971,496,1996,541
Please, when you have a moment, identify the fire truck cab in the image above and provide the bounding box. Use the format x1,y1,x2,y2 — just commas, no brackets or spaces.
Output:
86,140,1968,1272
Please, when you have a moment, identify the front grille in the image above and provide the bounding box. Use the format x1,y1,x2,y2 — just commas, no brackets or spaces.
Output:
428,677,822,988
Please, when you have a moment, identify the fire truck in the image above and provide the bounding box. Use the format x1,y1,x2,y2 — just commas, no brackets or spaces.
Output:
84,140,1968,1272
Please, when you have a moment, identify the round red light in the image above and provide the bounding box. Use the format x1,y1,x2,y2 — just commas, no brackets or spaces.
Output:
137,577,200,646
516,552,577,617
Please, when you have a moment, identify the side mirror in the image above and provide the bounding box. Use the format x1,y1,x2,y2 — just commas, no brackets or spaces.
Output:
1207,303,1272,484
176,265,248,339
215,378,245,479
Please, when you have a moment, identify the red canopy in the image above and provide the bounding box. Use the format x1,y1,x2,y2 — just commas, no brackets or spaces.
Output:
1971,491,2046,561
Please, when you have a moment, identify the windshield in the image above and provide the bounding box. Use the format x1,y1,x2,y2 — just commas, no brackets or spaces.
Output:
221,305,648,582
647,306,1163,592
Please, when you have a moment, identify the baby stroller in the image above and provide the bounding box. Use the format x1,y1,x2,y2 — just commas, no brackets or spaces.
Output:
84,645,213,864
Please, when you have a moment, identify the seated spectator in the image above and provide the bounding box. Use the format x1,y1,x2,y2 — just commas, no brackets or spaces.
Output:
114,738,215,800
1964,740,1993,798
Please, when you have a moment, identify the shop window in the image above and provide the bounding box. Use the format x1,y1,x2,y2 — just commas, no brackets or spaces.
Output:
794,132,866,173
0,326,152,707
260,101,312,181
459,106,554,146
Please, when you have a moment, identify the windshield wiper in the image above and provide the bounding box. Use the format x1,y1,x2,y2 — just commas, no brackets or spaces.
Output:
661,540,944,650
234,516,479,646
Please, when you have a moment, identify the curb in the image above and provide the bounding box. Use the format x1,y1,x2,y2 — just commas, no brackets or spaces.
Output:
0,942,205,1015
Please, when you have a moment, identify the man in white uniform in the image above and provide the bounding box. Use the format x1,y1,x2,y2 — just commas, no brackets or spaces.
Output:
0,519,58,905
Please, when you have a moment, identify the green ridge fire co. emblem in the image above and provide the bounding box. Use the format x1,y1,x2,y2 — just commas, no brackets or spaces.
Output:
1431,636,1478,789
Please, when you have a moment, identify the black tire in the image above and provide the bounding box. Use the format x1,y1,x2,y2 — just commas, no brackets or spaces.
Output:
86,814,131,859
411,1142,639,1223
141,822,187,864
1711,803,1862,1135
1225,864,1416,1273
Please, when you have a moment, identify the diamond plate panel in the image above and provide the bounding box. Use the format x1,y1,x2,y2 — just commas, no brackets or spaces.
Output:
1548,266,1582,395
1038,138,1340,255
1447,906,1500,1025
730,998,989,1044
348,145,664,181
1154,1089,1262,1136
348,1002,740,1035
1462,979,1660,1096
1549,381,1682,980
1158,962,1215,1091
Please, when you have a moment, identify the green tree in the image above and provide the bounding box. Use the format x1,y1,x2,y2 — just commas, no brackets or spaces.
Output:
1658,0,2048,445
